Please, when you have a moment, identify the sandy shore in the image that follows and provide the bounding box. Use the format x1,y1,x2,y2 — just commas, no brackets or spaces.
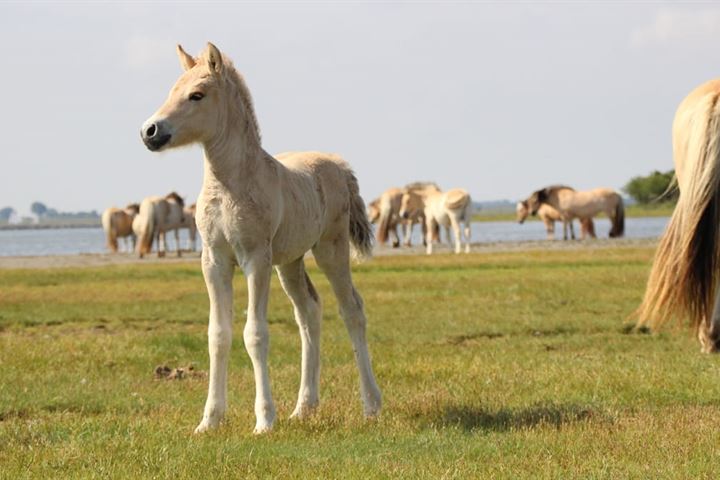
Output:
0,237,658,269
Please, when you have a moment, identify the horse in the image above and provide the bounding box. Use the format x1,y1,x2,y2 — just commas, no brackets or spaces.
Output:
526,186,624,240
141,42,381,434
134,192,186,258
182,203,199,252
516,200,596,240
637,78,720,353
399,184,473,254
101,203,140,253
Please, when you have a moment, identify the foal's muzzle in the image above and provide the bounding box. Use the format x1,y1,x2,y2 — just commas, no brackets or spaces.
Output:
141,121,172,151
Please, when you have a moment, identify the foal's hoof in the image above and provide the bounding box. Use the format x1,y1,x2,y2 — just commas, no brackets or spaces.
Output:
253,422,274,435
193,420,220,434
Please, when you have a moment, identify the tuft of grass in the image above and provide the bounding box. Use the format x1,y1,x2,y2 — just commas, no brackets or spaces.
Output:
1,246,719,478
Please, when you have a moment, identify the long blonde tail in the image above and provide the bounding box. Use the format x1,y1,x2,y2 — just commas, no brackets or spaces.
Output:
101,210,118,253
637,95,720,332
136,199,156,257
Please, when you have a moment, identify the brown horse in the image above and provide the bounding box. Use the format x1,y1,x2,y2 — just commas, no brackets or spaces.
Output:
637,78,720,353
101,203,140,252
516,200,596,240
526,186,624,240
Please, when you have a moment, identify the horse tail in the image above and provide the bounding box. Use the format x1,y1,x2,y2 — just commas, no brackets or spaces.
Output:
136,198,156,258
347,171,374,260
637,94,720,333
609,194,625,238
101,209,118,252
376,195,393,245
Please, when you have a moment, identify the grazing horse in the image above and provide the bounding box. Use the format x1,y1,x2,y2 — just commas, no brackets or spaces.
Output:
134,192,186,258
637,78,720,353
526,186,624,240
101,203,140,252
516,201,596,240
399,184,473,254
141,43,381,433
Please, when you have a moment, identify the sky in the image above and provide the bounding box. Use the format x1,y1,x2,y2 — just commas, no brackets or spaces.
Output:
1,1,719,216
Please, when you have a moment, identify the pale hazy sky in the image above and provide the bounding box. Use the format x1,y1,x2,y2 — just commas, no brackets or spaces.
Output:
1,2,718,215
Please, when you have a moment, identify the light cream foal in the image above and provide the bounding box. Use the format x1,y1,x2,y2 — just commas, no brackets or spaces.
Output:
526,186,624,240
141,43,381,433
516,200,596,240
399,185,473,254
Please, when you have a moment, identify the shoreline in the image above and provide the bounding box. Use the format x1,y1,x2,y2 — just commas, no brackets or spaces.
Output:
0,237,658,269
0,223,101,231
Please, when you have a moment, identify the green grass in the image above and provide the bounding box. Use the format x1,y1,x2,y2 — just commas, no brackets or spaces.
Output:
2,247,719,478
474,202,675,222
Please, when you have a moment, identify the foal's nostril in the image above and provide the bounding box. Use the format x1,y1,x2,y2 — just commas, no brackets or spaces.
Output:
145,124,157,138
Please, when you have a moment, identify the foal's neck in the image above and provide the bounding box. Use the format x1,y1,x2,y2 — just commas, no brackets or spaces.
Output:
201,115,267,194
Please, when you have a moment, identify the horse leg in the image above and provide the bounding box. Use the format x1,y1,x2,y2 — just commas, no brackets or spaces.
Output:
195,249,234,433
546,220,554,240
276,258,322,417
157,230,165,258
390,224,400,248
403,221,412,247
175,228,182,257
463,219,471,253
313,239,381,417
242,252,276,433
449,215,462,254
570,220,576,240
425,216,436,255
699,287,720,353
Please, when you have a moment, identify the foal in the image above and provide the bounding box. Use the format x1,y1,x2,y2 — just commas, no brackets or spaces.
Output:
141,43,381,433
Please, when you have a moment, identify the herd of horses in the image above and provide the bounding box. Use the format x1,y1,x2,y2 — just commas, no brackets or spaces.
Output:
101,192,198,257
368,183,625,254
131,42,719,434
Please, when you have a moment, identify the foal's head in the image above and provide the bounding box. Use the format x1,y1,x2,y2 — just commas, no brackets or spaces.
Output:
141,43,259,152
516,200,529,223
398,190,423,220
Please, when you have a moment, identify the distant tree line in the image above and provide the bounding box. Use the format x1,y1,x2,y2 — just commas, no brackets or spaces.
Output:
623,170,678,205
0,202,100,223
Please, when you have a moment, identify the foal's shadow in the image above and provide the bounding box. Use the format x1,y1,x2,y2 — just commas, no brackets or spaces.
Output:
428,403,598,432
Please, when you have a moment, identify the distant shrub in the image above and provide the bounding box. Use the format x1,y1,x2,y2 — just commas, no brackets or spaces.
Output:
623,170,677,205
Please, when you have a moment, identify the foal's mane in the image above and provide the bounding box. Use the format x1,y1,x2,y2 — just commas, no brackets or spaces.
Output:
165,191,185,207
206,54,262,145
125,203,140,213
405,181,441,192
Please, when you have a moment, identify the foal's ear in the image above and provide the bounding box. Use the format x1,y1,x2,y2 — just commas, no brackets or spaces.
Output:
176,44,196,71
204,42,224,74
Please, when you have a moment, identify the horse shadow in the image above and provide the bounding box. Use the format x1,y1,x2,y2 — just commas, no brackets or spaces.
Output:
426,403,599,432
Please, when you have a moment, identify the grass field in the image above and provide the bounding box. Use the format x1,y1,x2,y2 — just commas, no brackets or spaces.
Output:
2,246,719,478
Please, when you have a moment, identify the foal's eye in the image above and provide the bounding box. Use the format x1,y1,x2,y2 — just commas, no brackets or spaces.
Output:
189,92,204,101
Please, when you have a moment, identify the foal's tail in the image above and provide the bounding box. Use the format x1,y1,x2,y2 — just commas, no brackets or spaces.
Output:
637,96,720,334
609,194,625,238
101,209,118,253
135,198,156,258
347,171,374,260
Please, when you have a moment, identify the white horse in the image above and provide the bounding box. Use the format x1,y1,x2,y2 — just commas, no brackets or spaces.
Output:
141,43,381,433
134,192,186,258
399,184,473,254
638,78,720,353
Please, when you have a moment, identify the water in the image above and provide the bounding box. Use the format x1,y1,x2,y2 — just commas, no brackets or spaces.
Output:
0,228,198,257
0,217,669,257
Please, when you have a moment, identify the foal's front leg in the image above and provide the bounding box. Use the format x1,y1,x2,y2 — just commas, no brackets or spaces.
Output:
242,253,276,433
195,250,234,433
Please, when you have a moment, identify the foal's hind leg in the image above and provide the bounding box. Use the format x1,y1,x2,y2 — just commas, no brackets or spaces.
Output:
313,239,382,417
449,215,462,254
276,258,322,417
